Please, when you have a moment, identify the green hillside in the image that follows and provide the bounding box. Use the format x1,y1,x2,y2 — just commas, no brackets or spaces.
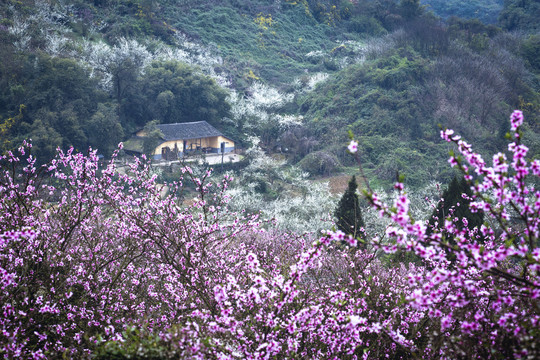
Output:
0,0,539,188
297,14,540,187
171,2,342,85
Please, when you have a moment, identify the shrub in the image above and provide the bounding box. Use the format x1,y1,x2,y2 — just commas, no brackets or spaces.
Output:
298,150,341,175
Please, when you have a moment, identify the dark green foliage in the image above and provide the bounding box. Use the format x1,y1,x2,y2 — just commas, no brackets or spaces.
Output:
94,326,208,359
87,103,124,156
498,0,540,32
298,150,341,176
428,176,484,234
400,0,423,19
522,35,540,73
347,15,387,35
0,48,231,162
0,52,113,162
334,176,365,238
124,60,230,128
298,47,451,188
27,118,63,161
209,156,250,174
444,17,502,60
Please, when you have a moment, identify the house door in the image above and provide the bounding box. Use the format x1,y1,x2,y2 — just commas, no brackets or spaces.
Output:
162,147,171,160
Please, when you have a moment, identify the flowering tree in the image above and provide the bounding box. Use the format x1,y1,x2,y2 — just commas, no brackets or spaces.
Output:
0,142,260,357
1,110,539,358
355,110,540,358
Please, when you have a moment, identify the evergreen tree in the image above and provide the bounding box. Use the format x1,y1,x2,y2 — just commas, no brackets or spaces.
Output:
428,176,484,234
334,176,365,238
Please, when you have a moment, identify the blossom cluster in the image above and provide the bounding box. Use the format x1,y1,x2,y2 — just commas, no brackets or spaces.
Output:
0,110,539,359
365,110,540,358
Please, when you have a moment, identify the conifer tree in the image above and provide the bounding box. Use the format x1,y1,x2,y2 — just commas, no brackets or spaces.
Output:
334,175,365,238
428,175,484,234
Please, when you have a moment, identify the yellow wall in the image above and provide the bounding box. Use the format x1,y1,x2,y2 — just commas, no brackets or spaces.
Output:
153,136,234,155
154,140,182,155
206,136,235,150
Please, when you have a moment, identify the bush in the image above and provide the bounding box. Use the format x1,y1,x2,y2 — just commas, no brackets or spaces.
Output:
298,150,341,175
347,15,386,35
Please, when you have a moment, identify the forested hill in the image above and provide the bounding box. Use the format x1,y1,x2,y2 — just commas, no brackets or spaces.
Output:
420,0,503,24
0,0,539,188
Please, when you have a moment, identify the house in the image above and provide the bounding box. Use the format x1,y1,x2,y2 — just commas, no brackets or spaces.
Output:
125,121,235,160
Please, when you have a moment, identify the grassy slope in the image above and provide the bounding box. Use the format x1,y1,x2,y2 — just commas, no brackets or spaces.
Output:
168,1,354,87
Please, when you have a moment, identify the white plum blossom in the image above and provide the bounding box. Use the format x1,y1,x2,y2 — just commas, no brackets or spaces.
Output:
307,72,329,90
226,148,337,233
248,82,294,108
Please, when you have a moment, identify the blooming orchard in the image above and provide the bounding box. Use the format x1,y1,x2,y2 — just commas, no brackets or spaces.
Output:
1,111,539,358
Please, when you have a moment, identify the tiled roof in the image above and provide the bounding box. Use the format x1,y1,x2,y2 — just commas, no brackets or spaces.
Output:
157,121,224,141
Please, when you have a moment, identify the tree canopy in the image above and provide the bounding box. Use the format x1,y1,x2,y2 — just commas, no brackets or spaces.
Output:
124,60,230,128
